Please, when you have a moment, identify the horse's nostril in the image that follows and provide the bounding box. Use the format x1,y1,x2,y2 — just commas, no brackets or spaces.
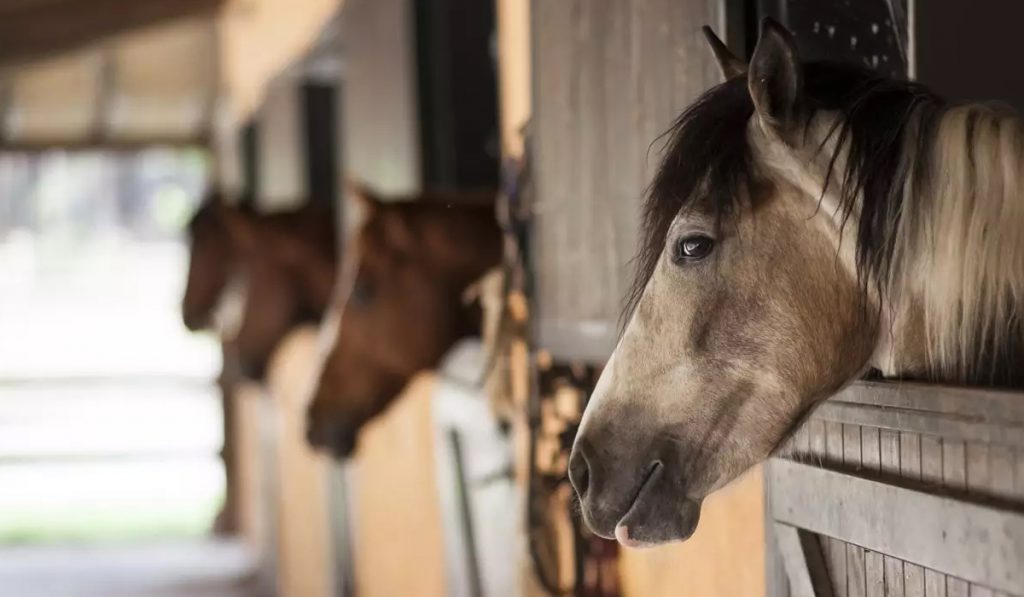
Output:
568,448,591,499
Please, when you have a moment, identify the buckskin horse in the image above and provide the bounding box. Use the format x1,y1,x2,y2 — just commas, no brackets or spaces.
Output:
569,19,1024,547
306,187,502,458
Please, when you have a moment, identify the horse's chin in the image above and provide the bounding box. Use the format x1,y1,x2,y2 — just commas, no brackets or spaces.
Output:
580,460,704,548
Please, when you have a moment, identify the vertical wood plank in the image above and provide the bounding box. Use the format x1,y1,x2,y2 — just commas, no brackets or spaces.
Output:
880,429,904,597
844,425,866,597
826,421,847,597
989,445,1014,500
861,426,884,597
900,433,925,597
965,443,991,597
942,439,969,597
924,568,946,597
865,551,884,597
920,437,946,597
809,418,827,464
987,445,1014,597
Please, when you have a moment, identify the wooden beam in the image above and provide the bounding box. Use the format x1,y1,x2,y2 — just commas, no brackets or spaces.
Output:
774,523,834,597
0,0,226,67
833,381,1024,424
769,459,1024,594
812,401,1024,449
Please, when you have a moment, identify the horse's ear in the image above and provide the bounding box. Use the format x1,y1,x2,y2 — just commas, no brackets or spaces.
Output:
345,180,384,235
346,180,382,214
701,26,745,80
748,17,803,137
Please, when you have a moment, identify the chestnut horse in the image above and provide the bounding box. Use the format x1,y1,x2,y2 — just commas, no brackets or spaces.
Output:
306,188,502,458
183,198,338,379
569,19,1024,547
182,197,337,533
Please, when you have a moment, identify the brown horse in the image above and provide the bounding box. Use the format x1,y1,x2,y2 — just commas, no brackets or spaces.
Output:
569,20,1024,547
306,188,502,458
182,195,338,534
182,198,338,379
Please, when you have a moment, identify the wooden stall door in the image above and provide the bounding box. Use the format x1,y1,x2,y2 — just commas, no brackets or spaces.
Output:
769,382,1024,597
350,374,448,597
265,327,336,597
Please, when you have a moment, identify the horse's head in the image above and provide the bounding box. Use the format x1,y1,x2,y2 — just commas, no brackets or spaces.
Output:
570,20,933,546
307,189,501,458
219,203,338,379
182,196,234,331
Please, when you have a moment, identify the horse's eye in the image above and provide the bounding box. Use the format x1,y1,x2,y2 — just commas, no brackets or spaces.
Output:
675,235,715,262
350,279,374,306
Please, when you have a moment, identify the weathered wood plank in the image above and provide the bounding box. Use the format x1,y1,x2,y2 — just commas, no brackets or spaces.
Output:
865,551,884,597
942,441,967,490
861,426,884,597
769,459,1024,595
925,568,946,597
810,419,827,463
814,402,1024,449
880,429,905,597
826,421,848,597
775,523,835,597
989,445,1014,500
921,438,948,597
844,425,866,597
833,382,1024,424
901,433,926,597
947,579,969,597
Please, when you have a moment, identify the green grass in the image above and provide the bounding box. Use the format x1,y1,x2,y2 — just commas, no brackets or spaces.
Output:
0,495,223,545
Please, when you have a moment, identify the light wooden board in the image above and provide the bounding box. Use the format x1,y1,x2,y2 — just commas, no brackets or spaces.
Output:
769,459,1024,594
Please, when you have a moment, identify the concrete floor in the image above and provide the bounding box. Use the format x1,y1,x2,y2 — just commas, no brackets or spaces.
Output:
0,539,267,597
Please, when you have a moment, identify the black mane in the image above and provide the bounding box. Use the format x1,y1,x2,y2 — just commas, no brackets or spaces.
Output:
626,62,944,322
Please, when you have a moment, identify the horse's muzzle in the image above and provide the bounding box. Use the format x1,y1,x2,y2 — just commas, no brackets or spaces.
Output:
569,437,702,546
306,416,357,459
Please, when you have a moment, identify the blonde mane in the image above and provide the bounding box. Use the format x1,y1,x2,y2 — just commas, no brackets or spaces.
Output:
892,104,1024,381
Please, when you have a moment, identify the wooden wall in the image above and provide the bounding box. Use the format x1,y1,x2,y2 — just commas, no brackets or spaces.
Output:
530,0,725,362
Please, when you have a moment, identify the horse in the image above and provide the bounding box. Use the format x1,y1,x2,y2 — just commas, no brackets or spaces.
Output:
306,187,502,458
182,196,337,534
568,18,1024,548
182,198,338,379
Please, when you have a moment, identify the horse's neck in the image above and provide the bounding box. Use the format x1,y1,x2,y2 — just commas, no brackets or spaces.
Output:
882,104,1024,384
442,211,504,281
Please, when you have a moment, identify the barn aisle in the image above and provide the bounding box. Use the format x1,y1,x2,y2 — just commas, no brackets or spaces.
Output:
0,539,265,597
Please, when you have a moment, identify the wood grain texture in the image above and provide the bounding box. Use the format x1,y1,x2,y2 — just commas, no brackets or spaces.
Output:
770,460,1024,595
531,0,722,361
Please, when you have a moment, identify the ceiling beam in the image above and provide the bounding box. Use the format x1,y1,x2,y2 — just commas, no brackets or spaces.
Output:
0,0,226,67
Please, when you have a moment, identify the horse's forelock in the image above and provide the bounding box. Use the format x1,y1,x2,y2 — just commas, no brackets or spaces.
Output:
624,77,756,331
